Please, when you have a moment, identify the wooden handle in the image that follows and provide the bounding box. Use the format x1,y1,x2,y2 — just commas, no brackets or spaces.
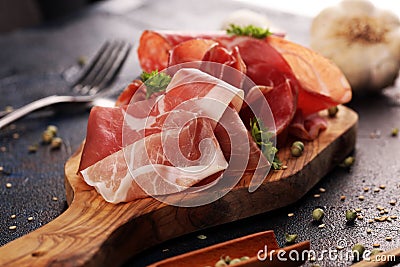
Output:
0,106,358,266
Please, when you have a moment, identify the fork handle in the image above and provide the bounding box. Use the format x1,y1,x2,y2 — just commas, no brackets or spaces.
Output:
0,95,90,129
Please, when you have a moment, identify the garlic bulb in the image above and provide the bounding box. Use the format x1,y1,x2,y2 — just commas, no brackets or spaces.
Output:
221,9,281,33
310,0,400,93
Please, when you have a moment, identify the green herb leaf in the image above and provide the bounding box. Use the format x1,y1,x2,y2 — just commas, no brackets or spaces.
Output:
141,70,172,99
250,117,281,170
226,24,272,39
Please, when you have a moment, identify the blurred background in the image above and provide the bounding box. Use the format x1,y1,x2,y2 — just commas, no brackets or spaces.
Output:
0,0,101,32
1,0,400,33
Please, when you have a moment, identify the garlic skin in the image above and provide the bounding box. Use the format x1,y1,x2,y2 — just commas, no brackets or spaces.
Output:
221,9,282,33
310,0,400,93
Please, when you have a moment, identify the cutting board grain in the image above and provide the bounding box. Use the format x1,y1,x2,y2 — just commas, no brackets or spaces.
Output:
0,105,358,267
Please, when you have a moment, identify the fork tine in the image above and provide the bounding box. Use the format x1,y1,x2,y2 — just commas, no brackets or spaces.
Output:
80,41,122,94
76,41,120,94
89,41,131,95
72,41,111,93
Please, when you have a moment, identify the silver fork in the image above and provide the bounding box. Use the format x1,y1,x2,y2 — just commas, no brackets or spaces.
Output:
0,40,131,129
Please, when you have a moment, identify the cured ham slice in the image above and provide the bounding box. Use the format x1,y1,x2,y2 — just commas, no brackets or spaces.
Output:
289,110,328,140
224,37,299,136
115,79,145,106
82,117,228,203
268,35,351,115
138,30,230,72
79,97,159,172
168,39,218,66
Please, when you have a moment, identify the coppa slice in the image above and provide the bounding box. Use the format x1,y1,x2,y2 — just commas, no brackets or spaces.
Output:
138,30,230,72
268,35,351,115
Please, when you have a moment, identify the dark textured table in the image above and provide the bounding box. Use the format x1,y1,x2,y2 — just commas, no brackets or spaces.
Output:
1,0,400,266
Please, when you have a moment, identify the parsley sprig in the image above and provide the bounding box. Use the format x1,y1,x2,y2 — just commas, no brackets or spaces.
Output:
226,24,272,39
141,70,172,99
250,117,282,170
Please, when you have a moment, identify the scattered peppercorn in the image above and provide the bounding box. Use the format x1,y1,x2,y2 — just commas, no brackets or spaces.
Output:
285,233,298,244
291,141,304,157
42,130,54,143
327,106,339,117
312,208,325,222
77,56,87,67
370,249,383,257
391,127,399,137
50,137,63,150
341,156,355,168
346,210,357,223
197,234,207,240
47,125,58,136
352,243,365,261
28,144,39,153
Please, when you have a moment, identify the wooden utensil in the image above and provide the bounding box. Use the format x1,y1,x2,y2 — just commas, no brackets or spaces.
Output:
149,230,310,267
0,105,358,266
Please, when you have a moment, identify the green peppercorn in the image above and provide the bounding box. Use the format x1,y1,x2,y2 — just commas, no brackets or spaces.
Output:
346,210,357,223
352,243,365,261
240,256,250,261
312,208,325,222
42,130,54,143
28,144,38,153
292,141,304,151
328,106,339,117
370,249,383,257
291,146,302,157
285,233,298,243
77,56,87,67
215,259,227,267
46,125,58,136
50,137,63,149
391,128,399,137
342,156,355,167
230,258,241,265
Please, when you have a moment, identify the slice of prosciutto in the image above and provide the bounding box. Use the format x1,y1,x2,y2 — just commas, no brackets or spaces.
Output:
82,116,228,203
79,68,256,203
289,110,328,140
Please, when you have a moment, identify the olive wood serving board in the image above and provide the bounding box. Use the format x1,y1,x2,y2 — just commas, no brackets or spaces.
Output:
0,105,358,267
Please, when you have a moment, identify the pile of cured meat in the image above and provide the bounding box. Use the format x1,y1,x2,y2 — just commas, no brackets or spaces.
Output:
79,30,352,204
